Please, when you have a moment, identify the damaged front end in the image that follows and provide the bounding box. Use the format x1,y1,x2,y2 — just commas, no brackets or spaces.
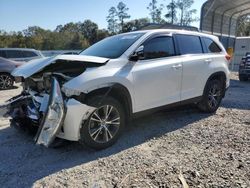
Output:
0,55,104,147
0,77,66,147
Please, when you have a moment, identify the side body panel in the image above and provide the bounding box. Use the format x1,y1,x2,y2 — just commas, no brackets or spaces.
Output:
131,57,182,112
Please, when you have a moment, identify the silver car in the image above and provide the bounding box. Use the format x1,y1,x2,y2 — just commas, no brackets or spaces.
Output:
0,48,44,62
0,57,23,89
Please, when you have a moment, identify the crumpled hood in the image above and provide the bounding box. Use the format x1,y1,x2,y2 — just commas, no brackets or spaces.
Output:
11,55,109,78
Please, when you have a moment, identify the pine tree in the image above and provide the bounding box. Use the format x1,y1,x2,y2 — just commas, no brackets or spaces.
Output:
147,0,163,24
106,7,118,34
117,2,131,32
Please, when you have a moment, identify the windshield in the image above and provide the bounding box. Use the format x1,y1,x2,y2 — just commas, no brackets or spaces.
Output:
80,32,145,59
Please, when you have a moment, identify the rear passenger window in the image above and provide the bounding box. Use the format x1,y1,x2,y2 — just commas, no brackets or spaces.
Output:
0,50,7,58
203,38,222,53
143,36,175,60
176,35,203,55
22,51,38,57
6,50,23,58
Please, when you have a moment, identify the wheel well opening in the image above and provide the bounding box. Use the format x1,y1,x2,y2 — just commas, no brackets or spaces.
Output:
85,85,132,119
206,72,227,96
209,72,226,83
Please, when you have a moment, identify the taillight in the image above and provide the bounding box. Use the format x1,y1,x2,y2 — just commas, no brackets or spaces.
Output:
225,54,231,62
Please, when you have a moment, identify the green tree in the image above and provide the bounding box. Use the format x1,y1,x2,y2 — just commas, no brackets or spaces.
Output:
176,0,198,26
117,2,131,32
165,0,177,24
147,0,163,23
96,29,109,41
107,7,118,34
237,15,250,36
123,18,150,32
56,22,81,33
80,20,98,45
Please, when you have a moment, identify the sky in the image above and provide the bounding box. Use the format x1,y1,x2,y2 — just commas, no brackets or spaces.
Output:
0,0,207,32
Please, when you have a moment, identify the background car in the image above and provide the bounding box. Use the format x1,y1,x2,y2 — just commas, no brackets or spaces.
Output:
0,57,23,89
239,52,250,81
62,51,79,55
0,48,44,62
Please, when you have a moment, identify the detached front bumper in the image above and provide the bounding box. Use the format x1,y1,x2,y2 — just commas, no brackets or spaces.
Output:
0,77,95,147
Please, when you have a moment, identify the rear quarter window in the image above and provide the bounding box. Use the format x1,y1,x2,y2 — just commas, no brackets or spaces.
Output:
203,37,222,53
176,34,203,55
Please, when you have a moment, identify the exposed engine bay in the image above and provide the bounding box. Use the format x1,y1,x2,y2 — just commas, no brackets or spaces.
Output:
0,55,107,147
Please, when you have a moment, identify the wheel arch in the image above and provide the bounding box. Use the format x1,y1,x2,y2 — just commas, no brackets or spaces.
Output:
85,83,133,120
203,71,227,97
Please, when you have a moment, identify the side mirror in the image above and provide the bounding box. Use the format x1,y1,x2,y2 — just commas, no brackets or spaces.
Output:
129,45,144,61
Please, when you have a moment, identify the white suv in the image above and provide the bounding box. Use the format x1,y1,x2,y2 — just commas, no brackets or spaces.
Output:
0,29,230,149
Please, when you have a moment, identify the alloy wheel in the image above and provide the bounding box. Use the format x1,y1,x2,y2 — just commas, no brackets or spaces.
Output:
88,105,121,144
0,74,13,89
208,84,222,109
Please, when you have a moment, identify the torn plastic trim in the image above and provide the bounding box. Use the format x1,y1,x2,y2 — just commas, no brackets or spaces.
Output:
35,77,65,147
0,94,32,118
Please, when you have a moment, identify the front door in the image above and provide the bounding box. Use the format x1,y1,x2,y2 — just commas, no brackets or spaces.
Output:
131,35,182,112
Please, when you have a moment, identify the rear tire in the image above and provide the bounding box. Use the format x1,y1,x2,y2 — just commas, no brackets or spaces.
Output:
80,95,125,150
197,79,224,113
0,73,14,90
239,74,248,82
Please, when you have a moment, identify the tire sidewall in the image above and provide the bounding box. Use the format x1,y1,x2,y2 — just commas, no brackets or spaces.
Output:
239,74,248,82
202,80,224,113
198,80,225,113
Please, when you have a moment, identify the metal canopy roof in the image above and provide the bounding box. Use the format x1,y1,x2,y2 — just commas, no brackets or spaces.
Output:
200,0,250,37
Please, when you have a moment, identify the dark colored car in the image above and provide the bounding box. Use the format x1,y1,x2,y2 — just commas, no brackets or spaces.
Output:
0,57,23,89
239,53,250,81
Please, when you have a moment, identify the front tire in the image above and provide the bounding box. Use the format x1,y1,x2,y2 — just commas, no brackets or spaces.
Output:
197,79,224,113
0,73,14,90
80,95,125,150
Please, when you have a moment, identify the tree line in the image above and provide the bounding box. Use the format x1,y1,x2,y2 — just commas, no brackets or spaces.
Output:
0,0,198,50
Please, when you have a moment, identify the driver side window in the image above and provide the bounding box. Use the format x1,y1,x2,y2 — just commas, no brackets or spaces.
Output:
143,36,176,60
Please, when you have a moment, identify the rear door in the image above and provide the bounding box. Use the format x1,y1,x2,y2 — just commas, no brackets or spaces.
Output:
175,34,211,101
131,35,183,112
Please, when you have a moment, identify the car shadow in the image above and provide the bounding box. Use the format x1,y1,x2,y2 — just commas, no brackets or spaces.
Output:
0,106,211,187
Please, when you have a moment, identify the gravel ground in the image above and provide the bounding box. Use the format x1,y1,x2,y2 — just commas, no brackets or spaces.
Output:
0,73,249,188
